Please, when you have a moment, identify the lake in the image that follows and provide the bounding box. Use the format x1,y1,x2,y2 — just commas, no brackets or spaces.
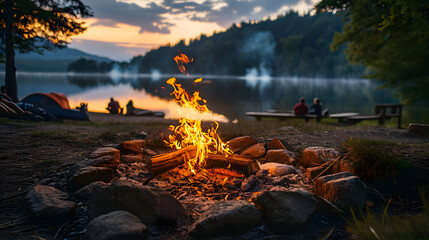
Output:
1,72,425,123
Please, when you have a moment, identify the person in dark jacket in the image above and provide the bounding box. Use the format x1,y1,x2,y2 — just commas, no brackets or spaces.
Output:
309,97,322,116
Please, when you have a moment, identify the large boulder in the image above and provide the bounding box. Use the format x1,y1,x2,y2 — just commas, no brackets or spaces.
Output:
264,149,296,165
240,143,266,158
69,166,113,191
117,140,146,155
315,172,368,211
86,211,147,240
90,147,120,160
227,136,257,153
300,147,340,167
260,163,297,177
251,189,317,227
88,179,186,224
189,200,262,237
26,185,77,222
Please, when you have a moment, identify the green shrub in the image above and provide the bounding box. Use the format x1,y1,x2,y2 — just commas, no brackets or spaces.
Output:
342,138,411,181
348,195,429,239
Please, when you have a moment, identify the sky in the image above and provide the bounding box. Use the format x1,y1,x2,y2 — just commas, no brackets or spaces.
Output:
70,0,317,61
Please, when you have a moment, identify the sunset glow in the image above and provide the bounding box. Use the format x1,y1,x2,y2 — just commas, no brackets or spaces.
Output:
69,0,317,61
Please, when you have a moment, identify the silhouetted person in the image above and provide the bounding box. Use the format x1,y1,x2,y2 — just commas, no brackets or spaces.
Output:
0,85,12,101
293,97,308,115
106,97,122,114
309,97,322,116
126,100,136,115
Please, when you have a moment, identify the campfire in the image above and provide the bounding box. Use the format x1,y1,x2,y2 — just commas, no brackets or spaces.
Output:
144,54,261,200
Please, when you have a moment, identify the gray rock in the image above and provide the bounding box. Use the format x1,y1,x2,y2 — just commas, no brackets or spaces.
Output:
90,147,120,160
260,163,297,176
75,181,109,200
265,149,296,164
26,185,77,222
251,189,317,226
227,136,257,153
315,172,368,211
88,179,186,224
86,211,147,240
117,140,146,155
240,143,266,158
408,123,429,135
69,166,113,191
189,200,262,237
88,155,120,169
300,147,340,167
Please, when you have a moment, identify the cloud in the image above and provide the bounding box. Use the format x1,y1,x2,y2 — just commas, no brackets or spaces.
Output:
85,0,172,33
84,0,314,34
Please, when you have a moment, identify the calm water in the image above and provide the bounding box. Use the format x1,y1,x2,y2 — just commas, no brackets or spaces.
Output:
2,72,420,123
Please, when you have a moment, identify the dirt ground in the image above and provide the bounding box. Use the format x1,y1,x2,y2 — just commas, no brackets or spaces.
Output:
0,115,428,239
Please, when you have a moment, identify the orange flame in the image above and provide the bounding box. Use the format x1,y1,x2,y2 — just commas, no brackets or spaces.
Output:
166,77,233,174
174,53,193,75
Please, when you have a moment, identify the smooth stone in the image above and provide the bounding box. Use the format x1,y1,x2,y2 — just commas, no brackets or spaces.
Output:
26,185,77,222
189,200,262,237
88,179,186,224
251,189,317,226
86,210,147,240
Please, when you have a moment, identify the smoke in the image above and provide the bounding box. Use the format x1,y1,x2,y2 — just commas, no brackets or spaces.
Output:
240,31,275,85
150,69,161,80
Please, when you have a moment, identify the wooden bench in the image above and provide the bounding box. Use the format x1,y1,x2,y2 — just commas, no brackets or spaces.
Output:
246,111,360,122
347,104,402,128
245,112,318,121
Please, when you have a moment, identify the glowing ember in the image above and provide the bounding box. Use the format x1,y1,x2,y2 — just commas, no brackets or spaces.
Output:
166,77,233,174
174,53,193,75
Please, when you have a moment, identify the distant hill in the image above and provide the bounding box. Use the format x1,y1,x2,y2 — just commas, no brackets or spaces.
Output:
0,47,112,72
129,11,364,78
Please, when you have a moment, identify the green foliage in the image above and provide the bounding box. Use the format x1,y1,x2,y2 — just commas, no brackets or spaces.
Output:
0,0,93,61
348,194,429,239
315,0,429,104
129,11,364,78
67,58,113,73
342,138,411,181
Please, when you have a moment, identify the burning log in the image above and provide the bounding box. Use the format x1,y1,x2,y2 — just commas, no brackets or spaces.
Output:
150,146,197,176
150,146,259,177
206,154,259,176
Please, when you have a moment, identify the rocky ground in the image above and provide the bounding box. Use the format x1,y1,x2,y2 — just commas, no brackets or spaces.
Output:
0,117,428,239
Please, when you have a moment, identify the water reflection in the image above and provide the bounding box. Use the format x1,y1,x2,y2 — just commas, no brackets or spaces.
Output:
0,72,403,122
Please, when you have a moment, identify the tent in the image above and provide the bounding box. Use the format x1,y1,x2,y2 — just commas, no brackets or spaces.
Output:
21,93,89,121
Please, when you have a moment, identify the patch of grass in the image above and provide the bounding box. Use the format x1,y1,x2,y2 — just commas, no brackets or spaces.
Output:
348,194,429,239
342,138,411,182
29,130,78,141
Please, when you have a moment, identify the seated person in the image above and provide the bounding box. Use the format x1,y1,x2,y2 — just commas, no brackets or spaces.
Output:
293,97,308,115
126,100,136,115
1,85,13,101
106,98,122,114
309,97,323,117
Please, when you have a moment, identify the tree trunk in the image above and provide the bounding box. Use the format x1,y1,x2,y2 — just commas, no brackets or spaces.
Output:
5,0,18,102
